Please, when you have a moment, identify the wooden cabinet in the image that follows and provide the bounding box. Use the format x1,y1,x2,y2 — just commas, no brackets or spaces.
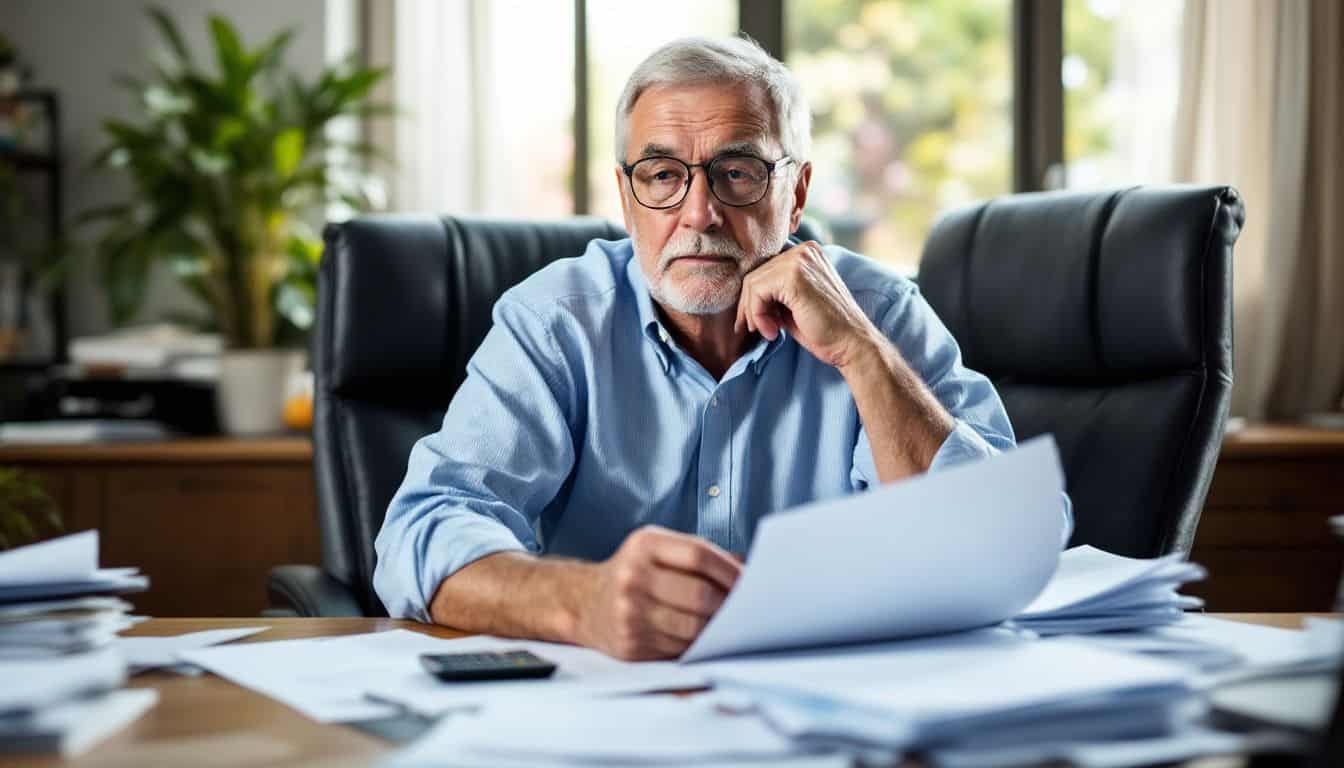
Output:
0,438,320,617
1187,425,1344,611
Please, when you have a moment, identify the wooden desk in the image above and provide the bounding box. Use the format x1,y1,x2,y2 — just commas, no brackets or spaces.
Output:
6,614,1331,768
0,438,320,617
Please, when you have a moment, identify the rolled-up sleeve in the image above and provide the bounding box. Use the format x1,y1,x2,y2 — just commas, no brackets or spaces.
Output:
374,297,578,622
848,284,1074,545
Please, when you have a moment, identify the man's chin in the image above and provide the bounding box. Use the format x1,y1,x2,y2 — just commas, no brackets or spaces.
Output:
656,279,739,316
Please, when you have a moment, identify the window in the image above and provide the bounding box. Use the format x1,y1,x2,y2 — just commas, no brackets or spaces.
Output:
786,0,1014,272
1062,0,1184,189
586,0,738,222
387,0,1170,263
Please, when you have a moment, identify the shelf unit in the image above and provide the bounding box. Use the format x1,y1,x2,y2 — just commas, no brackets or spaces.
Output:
0,88,65,368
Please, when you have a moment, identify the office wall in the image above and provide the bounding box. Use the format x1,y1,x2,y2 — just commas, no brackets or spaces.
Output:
4,0,335,339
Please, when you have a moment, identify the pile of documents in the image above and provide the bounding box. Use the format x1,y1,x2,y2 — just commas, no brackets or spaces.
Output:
1012,545,1207,635
0,531,156,756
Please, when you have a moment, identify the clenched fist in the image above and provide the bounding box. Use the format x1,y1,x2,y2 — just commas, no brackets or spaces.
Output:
573,526,741,660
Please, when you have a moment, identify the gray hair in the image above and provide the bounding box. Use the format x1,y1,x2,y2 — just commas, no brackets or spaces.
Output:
613,36,811,164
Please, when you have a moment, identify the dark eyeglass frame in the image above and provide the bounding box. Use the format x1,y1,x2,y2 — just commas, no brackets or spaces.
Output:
620,153,794,210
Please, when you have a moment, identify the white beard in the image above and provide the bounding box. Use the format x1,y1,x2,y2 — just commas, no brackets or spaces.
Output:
634,224,789,316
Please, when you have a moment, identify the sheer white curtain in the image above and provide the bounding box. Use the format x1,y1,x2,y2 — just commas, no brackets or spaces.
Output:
371,0,575,216
1174,0,1344,420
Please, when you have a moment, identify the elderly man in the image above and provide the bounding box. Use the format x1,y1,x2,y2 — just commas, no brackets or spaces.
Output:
375,36,1068,660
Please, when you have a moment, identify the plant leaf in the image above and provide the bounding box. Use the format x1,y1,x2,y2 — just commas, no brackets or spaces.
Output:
148,6,194,66
272,128,304,178
209,15,245,83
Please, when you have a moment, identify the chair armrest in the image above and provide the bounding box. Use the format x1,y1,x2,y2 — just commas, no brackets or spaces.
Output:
267,564,365,617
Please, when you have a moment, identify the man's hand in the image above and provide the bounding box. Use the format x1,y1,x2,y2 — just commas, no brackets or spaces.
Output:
733,240,883,369
574,526,741,661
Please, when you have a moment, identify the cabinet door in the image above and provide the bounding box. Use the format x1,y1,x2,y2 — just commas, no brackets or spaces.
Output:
1190,457,1344,611
99,464,321,617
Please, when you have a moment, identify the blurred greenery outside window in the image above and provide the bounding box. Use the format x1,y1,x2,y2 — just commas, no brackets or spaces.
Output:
787,0,1013,273
786,0,1175,273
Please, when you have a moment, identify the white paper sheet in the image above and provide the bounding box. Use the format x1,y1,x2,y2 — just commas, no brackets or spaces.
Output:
179,629,462,721
182,629,702,723
386,697,801,766
362,634,705,717
681,436,1066,662
0,531,98,585
114,626,269,670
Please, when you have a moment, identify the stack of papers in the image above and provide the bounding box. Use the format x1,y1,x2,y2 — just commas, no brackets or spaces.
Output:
1012,546,1205,635
696,630,1197,753
0,532,155,757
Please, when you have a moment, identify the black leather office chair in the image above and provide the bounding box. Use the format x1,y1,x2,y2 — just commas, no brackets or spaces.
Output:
918,185,1243,558
268,186,1242,616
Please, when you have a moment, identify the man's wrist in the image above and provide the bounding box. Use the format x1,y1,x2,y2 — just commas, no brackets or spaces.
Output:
835,326,897,382
548,559,596,644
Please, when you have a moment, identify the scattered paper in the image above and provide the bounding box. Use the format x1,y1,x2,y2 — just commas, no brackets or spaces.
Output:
385,697,802,766
182,629,700,723
682,436,1066,662
115,626,269,671
362,634,704,717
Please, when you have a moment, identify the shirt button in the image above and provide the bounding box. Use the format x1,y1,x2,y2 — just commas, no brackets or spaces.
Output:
710,396,719,407
658,327,669,343
707,485,721,498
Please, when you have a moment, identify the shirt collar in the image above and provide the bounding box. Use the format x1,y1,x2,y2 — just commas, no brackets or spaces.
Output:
623,240,789,377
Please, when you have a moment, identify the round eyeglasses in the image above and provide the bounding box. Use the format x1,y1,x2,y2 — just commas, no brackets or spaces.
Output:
620,154,793,210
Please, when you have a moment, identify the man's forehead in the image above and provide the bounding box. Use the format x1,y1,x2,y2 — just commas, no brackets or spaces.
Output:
626,82,778,157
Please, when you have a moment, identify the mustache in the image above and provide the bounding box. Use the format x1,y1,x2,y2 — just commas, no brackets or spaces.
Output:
656,234,746,272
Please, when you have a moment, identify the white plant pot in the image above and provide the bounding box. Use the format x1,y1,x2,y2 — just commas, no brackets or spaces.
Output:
217,349,305,436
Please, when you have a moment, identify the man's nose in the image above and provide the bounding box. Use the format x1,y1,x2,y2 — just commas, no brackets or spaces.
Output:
678,169,724,232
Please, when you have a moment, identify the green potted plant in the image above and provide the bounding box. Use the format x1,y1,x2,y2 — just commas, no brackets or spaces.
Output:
0,467,60,550
85,8,388,434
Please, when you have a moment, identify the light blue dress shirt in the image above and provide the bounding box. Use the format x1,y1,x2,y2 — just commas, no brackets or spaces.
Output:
375,237,1072,621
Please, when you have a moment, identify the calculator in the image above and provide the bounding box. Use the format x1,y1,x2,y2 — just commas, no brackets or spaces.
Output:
419,650,559,682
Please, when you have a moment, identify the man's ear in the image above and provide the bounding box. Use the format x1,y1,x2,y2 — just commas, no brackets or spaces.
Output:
616,165,634,232
788,161,813,234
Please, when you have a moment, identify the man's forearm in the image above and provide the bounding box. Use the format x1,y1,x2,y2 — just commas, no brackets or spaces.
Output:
839,333,954,484
427,551,592,642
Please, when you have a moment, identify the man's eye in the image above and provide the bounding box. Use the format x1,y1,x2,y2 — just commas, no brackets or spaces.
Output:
653,171,678,182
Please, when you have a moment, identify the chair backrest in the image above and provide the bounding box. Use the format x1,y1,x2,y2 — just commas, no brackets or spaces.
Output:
918,185,1244,557
315,215,626,615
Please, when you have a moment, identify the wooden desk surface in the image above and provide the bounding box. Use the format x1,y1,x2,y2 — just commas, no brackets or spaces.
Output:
7,614,1333,768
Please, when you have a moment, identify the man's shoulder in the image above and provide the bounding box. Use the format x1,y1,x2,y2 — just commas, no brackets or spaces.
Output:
498,237,635,320
823,245,919,314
